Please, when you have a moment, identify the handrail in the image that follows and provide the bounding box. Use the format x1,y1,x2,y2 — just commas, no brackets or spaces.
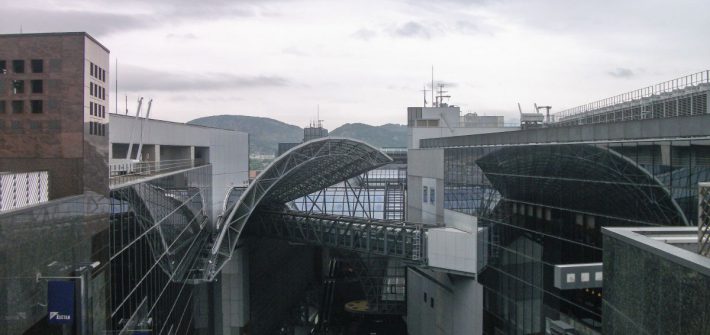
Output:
555,70,710,121
109,159,207,186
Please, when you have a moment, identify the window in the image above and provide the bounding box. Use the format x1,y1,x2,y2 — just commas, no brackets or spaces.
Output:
89,122,94,135
90,82,94,96
0,60,6,74
31,100,43,113
101,105,105,117
0,100,5,113
430,188,435,203
101,123,106,136
90,102,94,115
12,60,24,73
12,100,24,113
566,273,576,283
581,272,590,283
595,272,603,281
102,69,106,82
90,62,94,76
13,80,24,94
31,59,43,73
423,186,428,203
31,80,43,94
430,297,434,308
424,292,427,302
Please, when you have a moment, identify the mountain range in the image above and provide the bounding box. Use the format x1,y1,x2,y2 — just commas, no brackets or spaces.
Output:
188,115,407,155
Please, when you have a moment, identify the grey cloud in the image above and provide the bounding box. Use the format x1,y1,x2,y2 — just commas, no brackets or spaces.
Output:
393,21,433,39
121,65,290,92
1,0,271,37
608,68,635,78
352,28,377,40
0,8,152,37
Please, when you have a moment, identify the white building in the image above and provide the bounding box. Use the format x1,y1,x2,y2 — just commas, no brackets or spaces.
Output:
407,105,516,149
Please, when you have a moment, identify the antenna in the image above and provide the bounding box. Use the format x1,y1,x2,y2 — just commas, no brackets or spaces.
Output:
115,58,118,114
431,66,435,107
436,83,451,107
421,86,429,107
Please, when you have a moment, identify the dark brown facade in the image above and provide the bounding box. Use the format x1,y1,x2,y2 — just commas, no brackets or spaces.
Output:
0,32,109,199
0,33,111,335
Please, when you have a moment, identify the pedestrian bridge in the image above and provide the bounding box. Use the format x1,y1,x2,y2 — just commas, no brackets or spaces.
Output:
194,137,419,282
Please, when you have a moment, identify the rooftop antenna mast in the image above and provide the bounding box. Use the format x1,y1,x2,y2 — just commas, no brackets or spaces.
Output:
431,66,435,107
421,86,430,107
436,83,451,107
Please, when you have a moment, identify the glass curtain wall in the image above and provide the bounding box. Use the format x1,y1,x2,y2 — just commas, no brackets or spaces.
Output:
443,139,710,335
108,165,211,334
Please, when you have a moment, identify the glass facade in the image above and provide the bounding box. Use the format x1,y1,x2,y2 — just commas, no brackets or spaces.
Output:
602,232,710,335
293,167,406,220
0,194,110,335
442,139,710,334
108,165,211,334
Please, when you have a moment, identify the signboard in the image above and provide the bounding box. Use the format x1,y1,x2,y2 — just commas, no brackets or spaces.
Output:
47,280,74,325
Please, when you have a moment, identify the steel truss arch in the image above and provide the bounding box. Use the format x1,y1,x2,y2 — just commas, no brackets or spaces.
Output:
205,138,393,280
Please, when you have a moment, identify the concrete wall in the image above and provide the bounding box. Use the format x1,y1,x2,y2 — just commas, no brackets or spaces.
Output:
109,114,249,224
421,113,710,148
407,148,444,224
407,268,483,335
409,126,513,149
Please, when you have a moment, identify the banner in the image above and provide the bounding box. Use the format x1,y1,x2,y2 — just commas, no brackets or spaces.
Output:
47,280,74,325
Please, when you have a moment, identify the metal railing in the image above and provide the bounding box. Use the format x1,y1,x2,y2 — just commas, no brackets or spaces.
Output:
109,159,207,187
555,70,710,121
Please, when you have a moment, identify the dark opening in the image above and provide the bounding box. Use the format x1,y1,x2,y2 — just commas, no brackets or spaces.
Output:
31,100,43,114
31,59,43,73
0,100,5,113
13,80,24,94
12,100,24,113
31,80,43,94
12,60,24,73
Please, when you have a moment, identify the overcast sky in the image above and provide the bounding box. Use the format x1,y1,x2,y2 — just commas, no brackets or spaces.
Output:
3,0,709,128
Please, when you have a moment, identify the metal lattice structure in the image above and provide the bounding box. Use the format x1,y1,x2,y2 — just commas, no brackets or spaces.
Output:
251,210,425,262
476,144,689,226
699,183,710,256
198,138,392,281
292,166,407,221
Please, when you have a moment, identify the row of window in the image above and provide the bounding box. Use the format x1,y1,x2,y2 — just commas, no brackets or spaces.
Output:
90,82,106,100
90,101,106,118
0,100,43,113
90,62,106,82
89,121,106,136
0,119,60,131
0,59,44,74
10,79,43,94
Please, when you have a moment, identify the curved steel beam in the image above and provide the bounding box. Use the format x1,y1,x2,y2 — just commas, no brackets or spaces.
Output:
205,138,392,280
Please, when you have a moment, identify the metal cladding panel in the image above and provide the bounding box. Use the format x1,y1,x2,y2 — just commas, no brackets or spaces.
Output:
553,262,603,289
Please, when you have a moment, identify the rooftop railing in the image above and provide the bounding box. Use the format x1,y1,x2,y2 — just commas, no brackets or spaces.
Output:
555,70,710,121
109,158,207,187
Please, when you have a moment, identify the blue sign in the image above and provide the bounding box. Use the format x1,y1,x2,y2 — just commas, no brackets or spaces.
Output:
47,280,74,325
